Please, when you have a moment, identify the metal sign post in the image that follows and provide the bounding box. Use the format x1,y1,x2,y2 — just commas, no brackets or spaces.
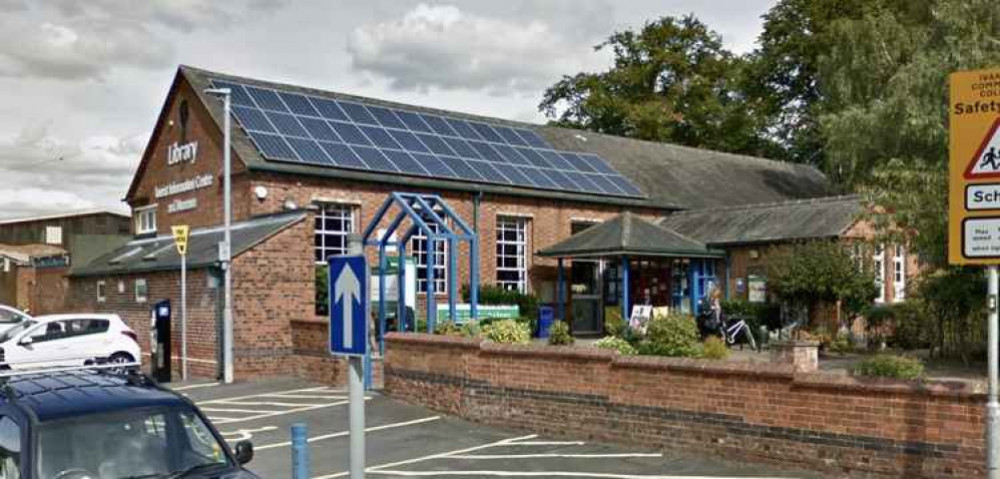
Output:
330,235,368,479
172,225,190,381
949,68,1000,477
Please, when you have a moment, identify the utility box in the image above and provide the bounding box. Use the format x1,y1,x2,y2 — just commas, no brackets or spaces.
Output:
537,306,555,338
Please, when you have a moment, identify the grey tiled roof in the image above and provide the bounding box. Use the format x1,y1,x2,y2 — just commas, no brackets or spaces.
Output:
658,195,862,246
178,65,835,211
538,212,723,259
71,211,306,277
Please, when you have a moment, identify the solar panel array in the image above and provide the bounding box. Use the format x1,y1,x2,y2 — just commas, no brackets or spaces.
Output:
209,79,645,198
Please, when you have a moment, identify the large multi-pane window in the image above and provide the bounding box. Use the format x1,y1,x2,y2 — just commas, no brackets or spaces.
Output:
496,216,528,292
873,243,885,303
893,244,906,302
314,204,355,263
411,223,447,294
134,206,157,235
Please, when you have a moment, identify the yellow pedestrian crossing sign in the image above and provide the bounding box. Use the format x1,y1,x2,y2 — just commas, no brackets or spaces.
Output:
172,225,190,256
949,67,1000,265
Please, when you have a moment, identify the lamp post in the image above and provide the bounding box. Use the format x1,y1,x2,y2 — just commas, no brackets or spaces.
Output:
204,87,234,384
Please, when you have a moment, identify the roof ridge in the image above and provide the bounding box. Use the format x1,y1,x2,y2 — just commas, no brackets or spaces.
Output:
664,194,860,218
0,208,129,225
181,64,541,129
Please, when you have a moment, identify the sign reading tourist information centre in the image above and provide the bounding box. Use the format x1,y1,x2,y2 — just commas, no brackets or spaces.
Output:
949,68,1000,265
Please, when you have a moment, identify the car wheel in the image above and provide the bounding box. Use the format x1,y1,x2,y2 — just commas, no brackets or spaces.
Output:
108,352,135,375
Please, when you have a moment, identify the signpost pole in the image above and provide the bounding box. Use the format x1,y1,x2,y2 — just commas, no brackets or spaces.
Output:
181,252,187,381
347,235,366,479
989,265,999,479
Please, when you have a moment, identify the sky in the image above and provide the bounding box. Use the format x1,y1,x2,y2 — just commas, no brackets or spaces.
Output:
0,0,776,220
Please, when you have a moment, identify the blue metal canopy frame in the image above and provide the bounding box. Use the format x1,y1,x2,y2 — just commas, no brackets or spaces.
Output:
362,192,478,353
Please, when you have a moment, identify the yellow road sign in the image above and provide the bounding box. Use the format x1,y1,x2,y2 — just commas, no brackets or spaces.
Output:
949,68,1000,265
172,225,190,256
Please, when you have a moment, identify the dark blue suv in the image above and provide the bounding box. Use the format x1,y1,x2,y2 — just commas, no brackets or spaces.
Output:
0,369,257,478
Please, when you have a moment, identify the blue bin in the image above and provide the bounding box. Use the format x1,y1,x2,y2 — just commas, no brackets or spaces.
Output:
537,306,555,338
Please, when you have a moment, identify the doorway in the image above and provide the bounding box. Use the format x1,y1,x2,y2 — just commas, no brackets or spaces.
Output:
571,260,601,334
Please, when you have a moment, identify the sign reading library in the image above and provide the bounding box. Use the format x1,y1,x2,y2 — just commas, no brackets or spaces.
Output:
949,68,1000,265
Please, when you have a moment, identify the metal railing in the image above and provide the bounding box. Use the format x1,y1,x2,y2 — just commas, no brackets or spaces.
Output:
0,361,141,379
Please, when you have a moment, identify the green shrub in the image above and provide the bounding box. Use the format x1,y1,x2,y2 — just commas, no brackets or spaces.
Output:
853,354,924,380
701,336,729,360
462,284,540,331
460,322,482,339
603,308,626,338
435,320,463,337
594,336,638,355
483,319,531,344
315,266,329,316
637,313,700,357
547,320,574,345
887,302,932,350
829,331,853,354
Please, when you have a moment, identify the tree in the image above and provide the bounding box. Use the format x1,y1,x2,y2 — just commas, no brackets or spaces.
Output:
765,241,878,327
539,15,780,158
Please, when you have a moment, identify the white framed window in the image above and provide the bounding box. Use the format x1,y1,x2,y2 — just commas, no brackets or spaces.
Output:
134,206,157,235
411,222,447,294
873,243,885,303
314,204,355,263
496,216,529,292
117,280,125,294
893,244,906,302
97,281,106,303
45,226,62,245
1,258,8,273
135,279,148,303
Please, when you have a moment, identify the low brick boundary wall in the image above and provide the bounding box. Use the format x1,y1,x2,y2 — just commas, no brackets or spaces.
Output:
384,333,985,477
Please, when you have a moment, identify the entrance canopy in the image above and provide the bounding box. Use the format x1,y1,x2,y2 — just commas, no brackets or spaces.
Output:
538,212,723,326
538,212,723,260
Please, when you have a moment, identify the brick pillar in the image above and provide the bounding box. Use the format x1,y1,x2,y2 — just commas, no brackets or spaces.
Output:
770,340,819,372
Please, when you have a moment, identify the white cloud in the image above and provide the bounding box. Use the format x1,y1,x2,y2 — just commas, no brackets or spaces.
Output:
0,0,287,81
347,3,609,94
0,124,139,218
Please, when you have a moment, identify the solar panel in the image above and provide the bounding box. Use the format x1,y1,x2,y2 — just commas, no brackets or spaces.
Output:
212,79,644,199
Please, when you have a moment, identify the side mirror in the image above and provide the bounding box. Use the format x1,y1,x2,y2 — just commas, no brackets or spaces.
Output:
234,440,254,465
19,336,32,347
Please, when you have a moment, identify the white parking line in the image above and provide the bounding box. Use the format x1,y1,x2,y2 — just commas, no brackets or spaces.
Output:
259,394,349,400
496,441,586,447
172,382,221,391
200,407,277,414
313,434,538,479
197,386,335,404
210,398,371,425
257,416,441,451
220,401,335,408
367,473,789,478
447,453,663,459
220,426,278,442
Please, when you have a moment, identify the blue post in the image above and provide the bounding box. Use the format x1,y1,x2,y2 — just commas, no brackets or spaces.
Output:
622,256,630,323
378,243,387,355
448,237,457,323
557,258,565,321
291,423,309,479
470,236,479,321
691,259,702,315
426,235,436,333
398,243,407,331
364,351,373,390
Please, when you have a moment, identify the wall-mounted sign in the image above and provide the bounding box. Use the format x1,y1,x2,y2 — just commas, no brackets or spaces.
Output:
167,141,198,166
155,174,213,199
167,198,197,214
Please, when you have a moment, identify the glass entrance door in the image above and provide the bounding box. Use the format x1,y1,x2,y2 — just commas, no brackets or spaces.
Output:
571,260,601,334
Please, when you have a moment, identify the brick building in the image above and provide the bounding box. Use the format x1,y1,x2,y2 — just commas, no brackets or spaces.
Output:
0,209,129,313
66,65,889,379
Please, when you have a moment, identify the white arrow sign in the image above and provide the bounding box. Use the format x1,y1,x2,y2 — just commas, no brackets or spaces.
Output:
336,263,361,349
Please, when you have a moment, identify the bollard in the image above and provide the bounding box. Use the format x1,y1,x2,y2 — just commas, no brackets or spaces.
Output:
292,423,310,479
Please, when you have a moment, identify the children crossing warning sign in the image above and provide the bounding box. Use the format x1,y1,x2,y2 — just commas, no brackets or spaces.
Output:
963,118,1000,179
949,68,1000,265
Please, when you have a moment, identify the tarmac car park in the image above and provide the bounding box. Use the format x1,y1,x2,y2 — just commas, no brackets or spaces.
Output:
179,379,819,479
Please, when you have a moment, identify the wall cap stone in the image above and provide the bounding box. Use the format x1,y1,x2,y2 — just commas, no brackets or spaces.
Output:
480,342,617,361
793,371,986,399
384,332,482,349
613,355,796,379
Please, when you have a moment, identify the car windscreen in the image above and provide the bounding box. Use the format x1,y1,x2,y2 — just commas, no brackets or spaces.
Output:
37,406,232,478
0,320,34,343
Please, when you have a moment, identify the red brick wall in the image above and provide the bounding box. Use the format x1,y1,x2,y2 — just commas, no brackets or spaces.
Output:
67,269,220,378
384,333,984,478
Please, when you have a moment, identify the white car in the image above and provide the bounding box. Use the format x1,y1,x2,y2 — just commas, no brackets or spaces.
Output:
0,304,31,335
0,313,141,370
